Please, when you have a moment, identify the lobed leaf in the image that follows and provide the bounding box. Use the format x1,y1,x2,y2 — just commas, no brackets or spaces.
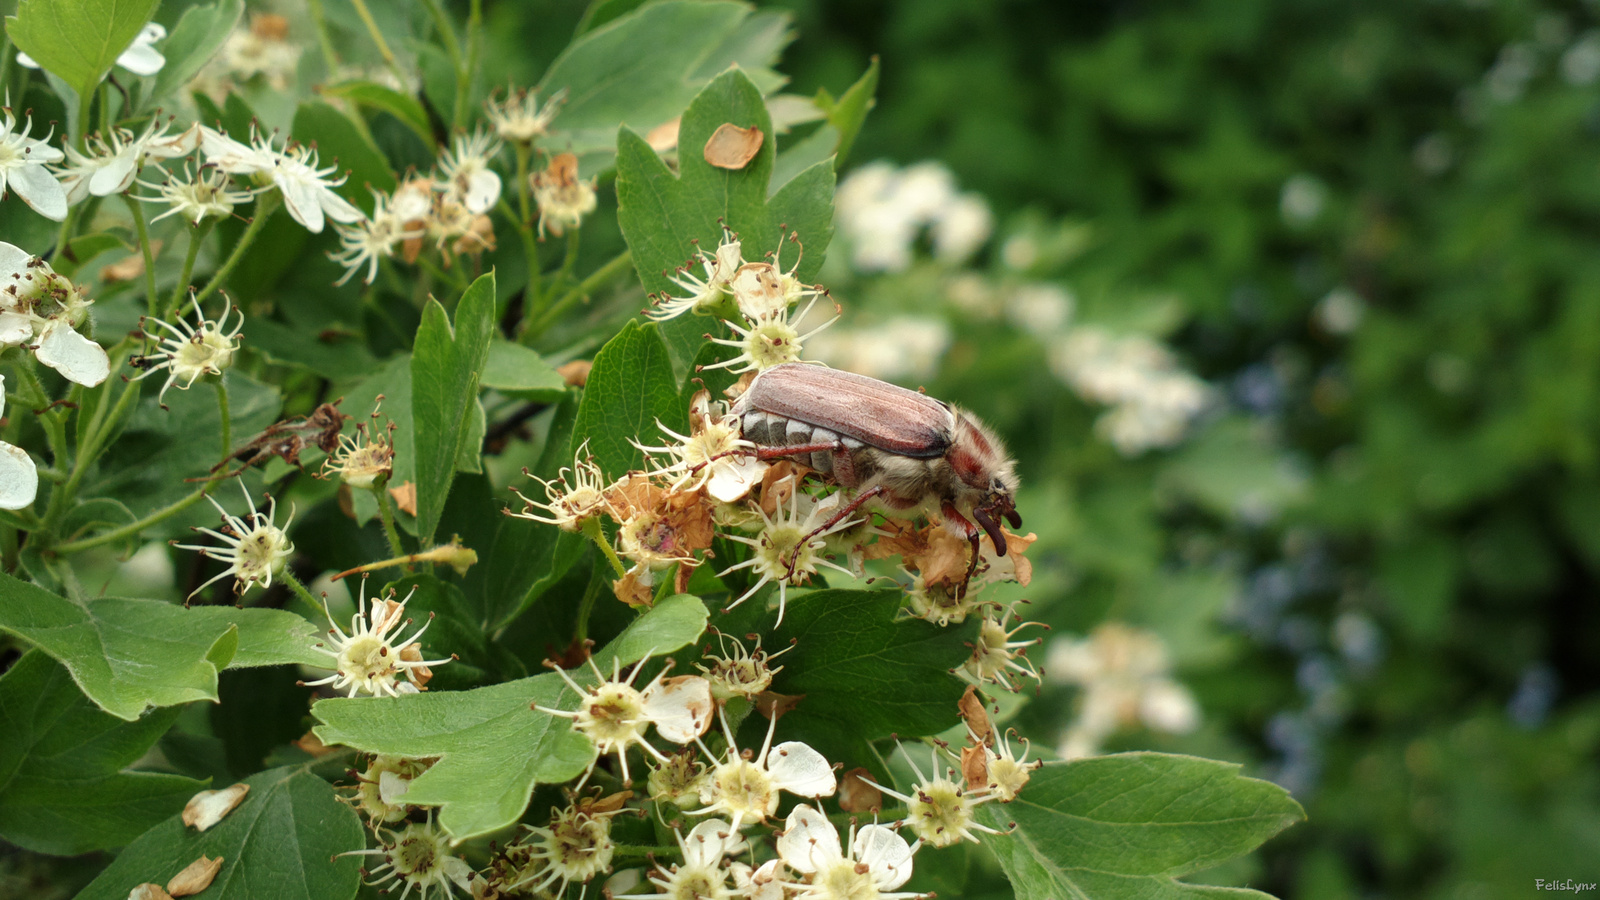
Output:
0,652,203,855
74,765,364,900
310,594,708,840
0,574,325,720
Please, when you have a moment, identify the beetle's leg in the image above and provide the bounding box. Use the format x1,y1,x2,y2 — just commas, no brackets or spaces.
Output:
753,440,846,461
941,502,982,597
784,484,888,578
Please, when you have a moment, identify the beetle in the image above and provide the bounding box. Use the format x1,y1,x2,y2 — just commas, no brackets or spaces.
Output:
731,362,1021,589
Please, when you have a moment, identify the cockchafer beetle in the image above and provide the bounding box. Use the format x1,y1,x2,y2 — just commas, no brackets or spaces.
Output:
731,362,1021,589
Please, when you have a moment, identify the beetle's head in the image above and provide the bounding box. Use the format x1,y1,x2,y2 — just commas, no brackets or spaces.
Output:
949,408,1022,553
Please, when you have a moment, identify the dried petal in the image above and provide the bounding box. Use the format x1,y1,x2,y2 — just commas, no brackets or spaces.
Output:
646,118,681,152
838,766,883,813
182,783,250,831
703,123,763,170
556,359,592,387
166,855,223,897
388,480,418,515
959,685,993,745
753,690,804,720
129,884,174,900
612,569,654,607
961,744,989,790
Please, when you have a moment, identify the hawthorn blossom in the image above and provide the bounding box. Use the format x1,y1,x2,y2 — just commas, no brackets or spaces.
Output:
437,129,502,214
693,630,793,701
322,401,395,488
0,375,38,510
0,105,66,220
631,818,748,900
302,580,454,698
648,228,744,321
508,793,631,897
19,23,166,77
510,442,612,531
54,119,200,203
200,125,363,233
1048,326,1209,455
728,233,824,320
537,655,714,785
330,190,421,285
685,708,836,830
703,297,839,375
532,152,596,238
775,804,922,900
963,602,1046,692
130,298,243,406
485,86,565,143
345,755,431,824
172,479,294,598
136,161,259,225
966,727,1042,803
866,745,1004,848
1049,622,1200,759
0,243,110,386
340,816,472,900
718,486,859,626
633,393,766,502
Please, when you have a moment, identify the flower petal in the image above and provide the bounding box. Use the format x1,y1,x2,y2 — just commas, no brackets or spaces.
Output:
117,40,166,76
377,770,411,805
279,177,325,233
775,804,841,874
0,312,35,346
15,51,38,69
36,321,110,386
0,441,38,510
9,163,67,221
318,187,364,225
465,169,502,214
88,151,138,196
0,242,31,292
683,817,745,870
642,675,714,744
766,740,837,798
706,456,766,503
854,823,916,891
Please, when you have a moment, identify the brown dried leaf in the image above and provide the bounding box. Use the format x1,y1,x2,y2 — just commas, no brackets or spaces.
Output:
646,118,681,152
166,855,223,897
612,570,654,608
996,529,1039,587
838,767,882,813
293,730,335,756
959,685,993,745
388,481,418,516
182,783,249,831
961,744,990,791
703,123,764,170
101,241,161,283
556,359,592,387
754,690,805,720
577,789,634,815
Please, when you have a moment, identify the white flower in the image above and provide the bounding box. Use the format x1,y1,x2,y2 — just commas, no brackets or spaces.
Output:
322,402,394,489
632,400,765,503
718,486,859,626
486,86,566,143
648,227,744,322
330,190,422,285
807,316,950,383
302,580,454,698
18,22,166,77
136,161,259,225
438,129,502,214
866,745,1003,848
341,816,473,900
775,804,921,900
510,795,630,897
532,152,596,238
54,119,200,204
967,727,1042,803
630,818,748,900
0,106,66,221
1049,326,1209,455
931,192,992,263
685,708,836,831
0,375,38,510
963,601,1045,692
172,479,295,598
200,125,363,233
693,630,793,702
1048,622,1200,745
130,298,243,406
209,15,301,91
728,232,825,321
0,243,109,386
510,442,613,531
703,297,839,375
537,656,714,785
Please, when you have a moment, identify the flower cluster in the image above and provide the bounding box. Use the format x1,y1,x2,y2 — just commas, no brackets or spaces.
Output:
1048,325,1210,455
834,160,993,273
0,242,110,387
1047,622,1202,759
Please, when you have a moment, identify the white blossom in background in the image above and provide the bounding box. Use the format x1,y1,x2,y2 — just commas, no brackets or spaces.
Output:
775,804,921,900
1049,325,1209,455
0,106,67,221
331,190,421,285
0,243,109,386
131,298,243,406
136,161,259,225
1048,622,1201,760
1279,173,1326,226
532,152,597,238
1563,31,1600,84
1314,286,1365,335
807,315,951,382
486,86,566,144
1004,283,1074,334
200,126,363,233
0,375,38,510
192,14,301,97
438,129,503,214
835,160,992,273
18,23,166,76
54,120,200,204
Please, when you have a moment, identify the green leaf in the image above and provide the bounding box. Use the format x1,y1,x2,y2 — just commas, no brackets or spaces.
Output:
411,273,495,544
764,588,978,771
320,80,434,147
0,576,325,720
689,9,793,94
0,652,202,855
380,574,495,690
311,594,708,840
74,765,365,900
978,755,1304,900
539,0,766,166
482,339,569,401
245,317,380,381
816,56,878,166
151,0,245,103
569,319,682,479
5,0,159,101
292,101,399,206
615,67,835,365
53,232,127,278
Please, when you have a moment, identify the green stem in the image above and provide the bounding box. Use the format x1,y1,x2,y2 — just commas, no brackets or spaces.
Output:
165,221,213,320
574,569,603,644
347,0,409,87
456,0,483,132
48,205,80,265
16,361,67,473
581,516,628,579
48,371,141,532
55,479,222,553
374,482,406,558
215,378,231,459
279,568,325,611
418,0,463,72
305,0,342,74
194,192,280,306
556,229,581,293
123,195,160,317
416,255,468,295
529,250,634,338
